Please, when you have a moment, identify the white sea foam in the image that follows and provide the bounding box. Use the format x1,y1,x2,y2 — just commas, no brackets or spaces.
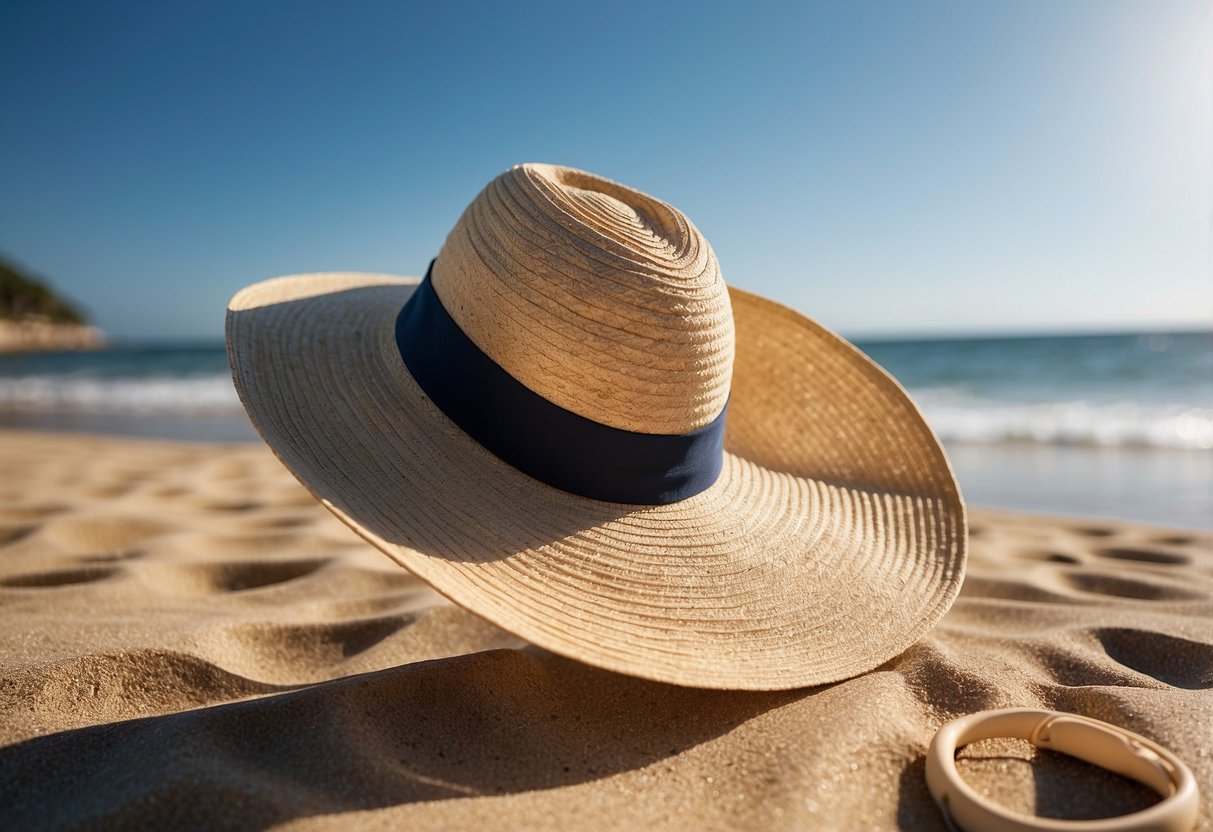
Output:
911,389,1213,450
0,374,1210,450
0,375,243,414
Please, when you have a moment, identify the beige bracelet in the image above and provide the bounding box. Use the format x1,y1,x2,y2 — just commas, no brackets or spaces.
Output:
926,709,1200,832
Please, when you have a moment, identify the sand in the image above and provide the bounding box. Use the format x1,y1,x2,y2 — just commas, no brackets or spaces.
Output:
0,429,1209,831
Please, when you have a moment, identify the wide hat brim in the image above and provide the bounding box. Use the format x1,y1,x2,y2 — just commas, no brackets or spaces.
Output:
227,273,966,690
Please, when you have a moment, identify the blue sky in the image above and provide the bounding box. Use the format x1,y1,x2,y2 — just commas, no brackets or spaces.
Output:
2,0,1209,340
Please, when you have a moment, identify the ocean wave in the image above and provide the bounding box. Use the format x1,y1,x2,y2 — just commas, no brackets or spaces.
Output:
0,374,1209,450
912,390,1213,450
0,375,243,414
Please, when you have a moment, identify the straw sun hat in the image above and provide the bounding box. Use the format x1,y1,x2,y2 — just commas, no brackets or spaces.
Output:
226,163,966,690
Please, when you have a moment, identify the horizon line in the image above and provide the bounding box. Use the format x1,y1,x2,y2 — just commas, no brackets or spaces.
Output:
77,322,1213,349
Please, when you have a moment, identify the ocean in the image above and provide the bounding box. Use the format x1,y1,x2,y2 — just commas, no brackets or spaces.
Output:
1,331,1209,530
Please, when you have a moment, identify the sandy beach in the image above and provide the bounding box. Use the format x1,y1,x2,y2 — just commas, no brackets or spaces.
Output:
0,429,1209,830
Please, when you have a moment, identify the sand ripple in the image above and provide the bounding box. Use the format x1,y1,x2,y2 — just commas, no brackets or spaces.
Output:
0,433,1210,830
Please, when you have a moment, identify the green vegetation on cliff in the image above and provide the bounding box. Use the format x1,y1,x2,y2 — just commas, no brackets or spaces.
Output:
0,255,87,324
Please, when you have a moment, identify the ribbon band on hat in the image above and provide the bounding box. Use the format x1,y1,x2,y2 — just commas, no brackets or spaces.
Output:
394,261,729,505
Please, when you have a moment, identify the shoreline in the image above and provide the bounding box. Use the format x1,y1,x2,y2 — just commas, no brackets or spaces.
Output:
0,422,1207,532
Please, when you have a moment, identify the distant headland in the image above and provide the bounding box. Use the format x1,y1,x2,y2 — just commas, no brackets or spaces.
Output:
0,255,103,353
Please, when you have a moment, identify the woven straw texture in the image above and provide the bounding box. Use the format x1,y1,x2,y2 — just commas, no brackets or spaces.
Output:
226,164,966,690
433,164,730,433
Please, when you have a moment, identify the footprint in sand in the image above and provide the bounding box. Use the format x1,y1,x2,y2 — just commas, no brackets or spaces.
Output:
1095,628,1213,689
1059,571,1205,602
77,482,141,499
0,525,37,546
957,575,1076,604
1014,549,1081,565
196,500,263,513
1031,641,1151,689
1071,526,1116,538
235,616,411,659
195,615,415,683
1096,546,1190,566
241,514,313,530
139,559,330,595
1151,534,1198,547
0,565,119,588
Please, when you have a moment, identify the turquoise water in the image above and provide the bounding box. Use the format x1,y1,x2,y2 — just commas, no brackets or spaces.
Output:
865,331,1213,449
0,331,1209,528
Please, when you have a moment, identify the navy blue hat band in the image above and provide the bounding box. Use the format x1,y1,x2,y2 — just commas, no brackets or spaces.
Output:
394,261,728,505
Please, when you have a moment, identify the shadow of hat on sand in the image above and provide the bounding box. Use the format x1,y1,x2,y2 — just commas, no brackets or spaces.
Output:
0,647,809,830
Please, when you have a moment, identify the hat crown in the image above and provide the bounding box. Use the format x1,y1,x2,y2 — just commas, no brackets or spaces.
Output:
431,163,734,435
